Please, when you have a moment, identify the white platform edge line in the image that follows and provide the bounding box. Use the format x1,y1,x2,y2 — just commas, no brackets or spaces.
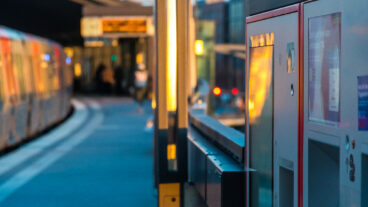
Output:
0,100,104,203
0,99,87,176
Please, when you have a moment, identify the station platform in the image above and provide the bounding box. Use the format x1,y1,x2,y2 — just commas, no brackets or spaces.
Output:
0,97,157,207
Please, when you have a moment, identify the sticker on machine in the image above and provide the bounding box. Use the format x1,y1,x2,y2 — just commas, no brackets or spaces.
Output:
358,76,368,130
329,66,339,112
308,12,341,125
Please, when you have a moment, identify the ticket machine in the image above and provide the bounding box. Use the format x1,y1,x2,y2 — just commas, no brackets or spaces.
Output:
246,0,368,206
246,6,300,207
303,0,368,206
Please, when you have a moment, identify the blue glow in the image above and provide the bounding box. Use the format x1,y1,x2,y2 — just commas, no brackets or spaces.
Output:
43,54,50,62
66,57,72,64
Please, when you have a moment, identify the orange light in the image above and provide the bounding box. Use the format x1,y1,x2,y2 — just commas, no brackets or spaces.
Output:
74,63,82,77
248,100,255,111
167,144,176,160
232,88,239,95
213,87,221,96
249,45,273,123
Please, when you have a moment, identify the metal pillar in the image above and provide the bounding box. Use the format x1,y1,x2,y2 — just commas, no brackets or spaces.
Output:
154,0,189,206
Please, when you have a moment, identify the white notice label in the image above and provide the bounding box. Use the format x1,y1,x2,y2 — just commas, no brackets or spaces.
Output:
329,67,339,112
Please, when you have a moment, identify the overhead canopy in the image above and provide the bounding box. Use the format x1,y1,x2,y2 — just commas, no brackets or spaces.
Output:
0,0,153,46
82,4,153,17
71,0,153,16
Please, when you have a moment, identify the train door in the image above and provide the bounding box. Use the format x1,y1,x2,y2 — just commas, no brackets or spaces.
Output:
246,7,300,207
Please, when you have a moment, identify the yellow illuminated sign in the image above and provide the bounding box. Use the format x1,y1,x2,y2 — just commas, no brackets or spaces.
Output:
81,17,102,37
84,40,104,47
250,33,274,47
136,52,143,64
195,40,204,55
102,19,147,34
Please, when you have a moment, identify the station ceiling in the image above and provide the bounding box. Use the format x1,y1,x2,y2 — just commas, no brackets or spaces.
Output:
0,0,152,46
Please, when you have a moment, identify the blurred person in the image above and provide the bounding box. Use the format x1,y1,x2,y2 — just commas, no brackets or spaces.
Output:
146,75,153,101
134,63,148,113
95,63,106,94
114,65,124,95
102,65,115,95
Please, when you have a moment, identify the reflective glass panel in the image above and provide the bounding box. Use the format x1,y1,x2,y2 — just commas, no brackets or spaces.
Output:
249,45,274,207
189,0,246,132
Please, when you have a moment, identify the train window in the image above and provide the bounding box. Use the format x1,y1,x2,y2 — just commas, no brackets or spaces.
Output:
31,42,44,97
189,0,246,132
0,42,5,107
43,46,54,96
40,44,51,97
7,53,19,101
12,50,27,100
248,45,274,207
31,44,38,95
30,53,38,95
40,45,50,97
53,46,61,91
28,55,36,93
46,50,55,94
20,41,33,96
2,39,20,103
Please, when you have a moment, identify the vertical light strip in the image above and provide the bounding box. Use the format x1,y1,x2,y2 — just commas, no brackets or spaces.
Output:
166,0,177,112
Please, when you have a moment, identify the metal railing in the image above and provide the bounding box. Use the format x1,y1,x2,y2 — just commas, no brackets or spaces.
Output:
189,110,245,163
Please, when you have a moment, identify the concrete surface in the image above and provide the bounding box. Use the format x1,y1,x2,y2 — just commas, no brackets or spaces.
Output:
0,97,157,207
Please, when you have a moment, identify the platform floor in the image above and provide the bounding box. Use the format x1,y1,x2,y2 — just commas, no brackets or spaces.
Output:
0,97,156,207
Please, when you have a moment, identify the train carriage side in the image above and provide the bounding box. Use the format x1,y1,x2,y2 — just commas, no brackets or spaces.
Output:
58,47,67,120
59,45,71,120
10,31,31,141
45,41,56,124
53,42,69,124
18,34,34,137
0,29,11,149
61,50,72,118
39,40,52,129
49,41,59,124
23,35,39,136
52,43,62,123
0,30,24,145
0,26,72,151
29,37,45,135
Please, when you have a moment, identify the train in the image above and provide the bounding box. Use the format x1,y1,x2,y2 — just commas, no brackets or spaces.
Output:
0,26,73,151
